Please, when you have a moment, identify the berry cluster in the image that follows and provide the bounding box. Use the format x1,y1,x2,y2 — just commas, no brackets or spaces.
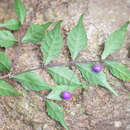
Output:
61,64,102,100
61,91,72,100
92,64,102,72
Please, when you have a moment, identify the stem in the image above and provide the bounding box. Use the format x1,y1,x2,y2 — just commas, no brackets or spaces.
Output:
0,57,129,79
0,74,10,79
14,57,130,75
11,26,23,72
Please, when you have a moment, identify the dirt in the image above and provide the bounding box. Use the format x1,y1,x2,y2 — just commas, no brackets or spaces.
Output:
0,0,130,130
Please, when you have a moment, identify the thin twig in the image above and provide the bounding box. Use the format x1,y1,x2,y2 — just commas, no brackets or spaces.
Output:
0,74,10,79
11,26,23,72
1,24,23,80
11,0,26,72
0,56,129,80
14,57,130,76
67,56,79,91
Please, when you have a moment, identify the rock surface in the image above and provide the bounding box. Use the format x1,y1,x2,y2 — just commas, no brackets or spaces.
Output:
0,0,130,130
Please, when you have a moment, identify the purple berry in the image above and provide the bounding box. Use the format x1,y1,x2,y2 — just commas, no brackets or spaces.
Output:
92,64,102,72
61,91,72,100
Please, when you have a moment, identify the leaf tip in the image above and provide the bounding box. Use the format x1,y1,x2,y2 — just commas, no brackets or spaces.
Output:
80,13,85,18
56,20,63,26
101,53,106,60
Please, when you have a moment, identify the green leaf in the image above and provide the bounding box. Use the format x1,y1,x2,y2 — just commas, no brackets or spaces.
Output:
47,85,75,101
46,100,68,130
0,30,17,48
0,51,11,72
77,63,118,96
0,80,22,96
14,0,26,24
22,22,52,43
104,61,130,81
47,66,88,101
41,21,63,64
101,21,129,59
67,14,87,60
0,18,20,30
48,66,87,88
41,22,52,30
14,72,54,91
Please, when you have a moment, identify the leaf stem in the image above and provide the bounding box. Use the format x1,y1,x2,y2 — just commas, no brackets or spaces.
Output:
0,57,129,80
11,26,23,72
14,57,130,75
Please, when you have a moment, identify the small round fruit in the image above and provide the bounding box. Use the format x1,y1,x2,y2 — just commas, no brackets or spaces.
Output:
92,64,102,72
61,91,72,100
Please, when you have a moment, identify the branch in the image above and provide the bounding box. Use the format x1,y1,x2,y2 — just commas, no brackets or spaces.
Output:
14,57,130,75
0,57,129,80
11,26,23,72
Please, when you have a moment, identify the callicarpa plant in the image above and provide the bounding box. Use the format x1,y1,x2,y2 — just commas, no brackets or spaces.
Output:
0,0,130,129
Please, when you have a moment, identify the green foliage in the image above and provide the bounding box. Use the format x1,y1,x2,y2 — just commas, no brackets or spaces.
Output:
14,72,54,91
0,80,22,96
77,63,118,96
67,14,87,60
0,30,17,48
48,66,83,87
14,0,26,24
101,21,129,59
41,21,63,64
0,18,20,30
46,100,68,130
47,85,75,101
104,61,130,81
0,51,11,72
0,1,129,129
47,66,88,101
41,22,52,30
22,22,52,43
